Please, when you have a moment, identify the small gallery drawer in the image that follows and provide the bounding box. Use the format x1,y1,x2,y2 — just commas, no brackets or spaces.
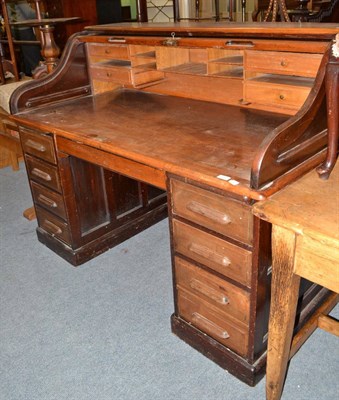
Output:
31,181,67,220
20,128,56,164
175,256,250,324
36,206,71,245
178,289,249,357
245,51,322,78
89,65,132,84
244,81,311,110
170,179,253,245
25,155,61,193
131,69,164,86
172,219,252,287
87,43,129,60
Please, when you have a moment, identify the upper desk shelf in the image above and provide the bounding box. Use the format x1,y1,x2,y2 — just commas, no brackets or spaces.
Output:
10,22,339,193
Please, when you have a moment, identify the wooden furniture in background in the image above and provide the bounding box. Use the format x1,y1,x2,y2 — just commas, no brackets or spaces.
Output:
9,22,339,386
253,163,339,400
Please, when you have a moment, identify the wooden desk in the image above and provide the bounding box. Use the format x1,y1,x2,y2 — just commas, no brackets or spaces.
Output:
9,22,339,386
253,163,339,400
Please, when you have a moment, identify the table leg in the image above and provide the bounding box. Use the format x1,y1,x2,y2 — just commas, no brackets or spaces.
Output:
266,225,301,400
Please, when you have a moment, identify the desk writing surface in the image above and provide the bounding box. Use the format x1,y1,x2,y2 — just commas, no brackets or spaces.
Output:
15,89,288,195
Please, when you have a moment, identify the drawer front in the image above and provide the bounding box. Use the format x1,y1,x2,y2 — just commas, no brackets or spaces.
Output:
20,129,56,164
172,219,252,287
31,181,67,220
244,81,310,110
89,65,132,84
131,70,164,86
175,256,250,324
36,206,71,245
87,43,129,60
245,51,322,77
178,289,249,356
26,155,61,192
171,179,253,245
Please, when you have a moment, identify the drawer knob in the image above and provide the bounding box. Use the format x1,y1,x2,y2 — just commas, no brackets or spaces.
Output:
44,220,62,235
279,94,285,100
280,60,287,67
192,312,230,340
25,139,46,153
186,201,231,225
106,72,112,77
38,194,57,208
188,242,231,267
31,168,52,181
190,279,229,305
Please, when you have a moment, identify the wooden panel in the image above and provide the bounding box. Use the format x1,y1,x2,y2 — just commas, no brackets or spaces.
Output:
148,73,243,105
57,136,167,190
172,219,252,287
20,129,56,164
295,235,339,293
25,155,62,192
175,256,250,324
171,179,253,245
36,206,71,244
31,181,67,220
177,289,249,356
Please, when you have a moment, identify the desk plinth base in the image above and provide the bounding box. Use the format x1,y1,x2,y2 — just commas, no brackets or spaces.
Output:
36,202,168,266
171,314,266,386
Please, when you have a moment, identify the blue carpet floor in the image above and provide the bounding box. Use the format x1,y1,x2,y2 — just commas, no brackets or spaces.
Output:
0,165,338,400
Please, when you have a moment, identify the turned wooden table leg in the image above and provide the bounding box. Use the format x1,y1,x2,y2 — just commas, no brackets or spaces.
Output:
266,225,301,400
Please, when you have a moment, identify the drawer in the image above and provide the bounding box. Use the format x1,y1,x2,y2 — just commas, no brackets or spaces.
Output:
20,128,56,164
245,51,322,78
172,219,252,287
89,65,132,84
31,181,67,220
36,206,71,245
25,155,61,192
87,43,129,60
170,179,253,245
131,69,164,86
175,256,250,324
244,81,311,110
178,289,249,357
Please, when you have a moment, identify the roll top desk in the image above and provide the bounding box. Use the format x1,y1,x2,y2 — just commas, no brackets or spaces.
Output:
9,22,339,386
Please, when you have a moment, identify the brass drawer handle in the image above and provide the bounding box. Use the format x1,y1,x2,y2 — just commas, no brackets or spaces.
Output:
38,194,57,208
188,242,231,267
31,168,52,181
280,60,287,67
108,37,126,43
192,312,230,339
279,94,285,100
25,139,46,153
225,40,254,47
186,201,231,225
106,72,112,78
44,220,62,235
190,279,229,305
